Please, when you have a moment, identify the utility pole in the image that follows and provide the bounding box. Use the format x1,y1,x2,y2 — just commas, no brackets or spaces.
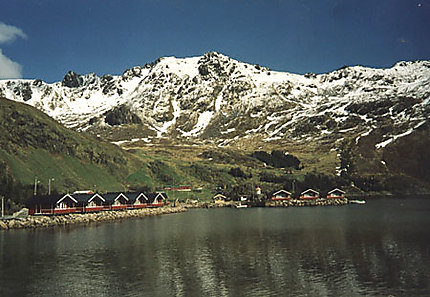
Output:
1,196,4,218
292,179,296,196
48,178,54,195
34,177,38,196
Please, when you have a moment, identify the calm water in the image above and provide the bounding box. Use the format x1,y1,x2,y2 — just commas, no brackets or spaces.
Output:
1,199,430,297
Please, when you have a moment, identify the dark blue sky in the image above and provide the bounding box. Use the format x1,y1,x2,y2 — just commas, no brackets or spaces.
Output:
0,0,429,82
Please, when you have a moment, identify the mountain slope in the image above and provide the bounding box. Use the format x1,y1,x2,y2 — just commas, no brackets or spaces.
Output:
1,52,428,148
0,97,144,196
1,52,429,195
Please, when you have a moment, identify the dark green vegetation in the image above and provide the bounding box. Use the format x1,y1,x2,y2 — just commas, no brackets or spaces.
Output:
251,150,301,170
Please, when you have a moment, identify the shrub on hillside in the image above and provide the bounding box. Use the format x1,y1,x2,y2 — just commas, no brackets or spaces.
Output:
252,150,301,169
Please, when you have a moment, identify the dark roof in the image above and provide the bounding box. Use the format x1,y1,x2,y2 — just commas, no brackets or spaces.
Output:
72,193,101,203
124,192,141,201
102,192,129,203
26,194,64,206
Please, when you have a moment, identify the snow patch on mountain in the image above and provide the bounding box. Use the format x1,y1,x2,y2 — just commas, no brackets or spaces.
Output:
1,53,429,148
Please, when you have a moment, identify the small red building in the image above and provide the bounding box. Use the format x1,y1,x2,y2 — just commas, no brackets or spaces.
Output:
326,188,345,199
212,194,228,203
84,193,106,211
129,193,150,208
271,190,292,201
300,189,319,199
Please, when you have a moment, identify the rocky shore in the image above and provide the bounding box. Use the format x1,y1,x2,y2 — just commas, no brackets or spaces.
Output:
266,198,349,207
0,206,187,230
181,198,349,208
0,199,353,230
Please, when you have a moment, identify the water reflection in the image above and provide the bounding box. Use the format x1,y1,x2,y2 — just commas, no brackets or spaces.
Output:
1,199,430,296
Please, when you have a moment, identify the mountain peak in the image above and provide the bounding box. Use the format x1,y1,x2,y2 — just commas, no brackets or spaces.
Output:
62,70,83,88
0,54,429,150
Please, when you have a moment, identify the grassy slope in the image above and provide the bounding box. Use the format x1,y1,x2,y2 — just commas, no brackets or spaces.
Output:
0,97,143,194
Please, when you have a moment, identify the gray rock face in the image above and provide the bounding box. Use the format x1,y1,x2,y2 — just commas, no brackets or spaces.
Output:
62,71,83,88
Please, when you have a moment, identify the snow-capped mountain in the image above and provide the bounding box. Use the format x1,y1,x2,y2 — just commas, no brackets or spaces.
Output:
1,52,429,148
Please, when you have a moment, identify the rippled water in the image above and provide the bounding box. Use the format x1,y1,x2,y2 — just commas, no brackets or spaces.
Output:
1,198,430,296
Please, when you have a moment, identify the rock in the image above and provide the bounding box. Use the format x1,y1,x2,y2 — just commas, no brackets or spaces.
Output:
62,71,83,88
0,220,8,230
13,208,29,219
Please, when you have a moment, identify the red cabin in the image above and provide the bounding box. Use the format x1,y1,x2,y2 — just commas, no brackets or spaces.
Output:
326,188,345,199
300,189,319,200
271,190,292,201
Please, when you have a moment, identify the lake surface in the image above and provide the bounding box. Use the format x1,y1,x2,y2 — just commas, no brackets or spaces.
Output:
1,198,430,297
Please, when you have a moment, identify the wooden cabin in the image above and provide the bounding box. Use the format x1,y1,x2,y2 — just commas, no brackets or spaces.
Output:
326,188,345,199
271,190,292,201
128,193,150,208
148,192,167,207
54,194,79,214
83,193,106,211
300,189,319,200
103,192,129,210
212,194,228,204
27,194,79,215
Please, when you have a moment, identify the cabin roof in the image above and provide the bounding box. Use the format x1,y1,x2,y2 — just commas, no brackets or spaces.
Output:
301,188,319,195
273,190,292,196
27,194,65,206
328,188,345,194
213,193,227,199
86,193,106,203
56,194,78,204
103,192,129,202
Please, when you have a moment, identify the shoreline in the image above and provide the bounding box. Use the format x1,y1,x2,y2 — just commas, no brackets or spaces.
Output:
0,198,352,230
183,198,349,208
0,206,187,230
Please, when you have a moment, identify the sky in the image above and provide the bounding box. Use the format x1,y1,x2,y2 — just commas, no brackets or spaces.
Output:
0,0,429,82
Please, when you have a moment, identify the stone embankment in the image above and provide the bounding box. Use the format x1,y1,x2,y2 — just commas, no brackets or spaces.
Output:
0,206,187,230
266,198,348,207
182,199,349,208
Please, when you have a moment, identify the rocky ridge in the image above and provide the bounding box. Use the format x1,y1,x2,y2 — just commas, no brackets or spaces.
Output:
0,52,428,150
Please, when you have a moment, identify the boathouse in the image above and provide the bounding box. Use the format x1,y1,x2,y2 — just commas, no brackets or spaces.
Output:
300,189,319,199
271,190,292,201
326,188,345,199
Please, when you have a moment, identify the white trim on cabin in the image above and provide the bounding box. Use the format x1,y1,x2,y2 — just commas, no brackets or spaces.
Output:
328,188,345,195
301,189,319,195
152,193,166,204
56,194,78,205
273,190,292,196
114,193,129,202
213,194,227,200
88,193,106,203
134,193,149,205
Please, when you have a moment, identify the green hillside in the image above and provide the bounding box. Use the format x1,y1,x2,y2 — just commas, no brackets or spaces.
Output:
0,97,149,211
